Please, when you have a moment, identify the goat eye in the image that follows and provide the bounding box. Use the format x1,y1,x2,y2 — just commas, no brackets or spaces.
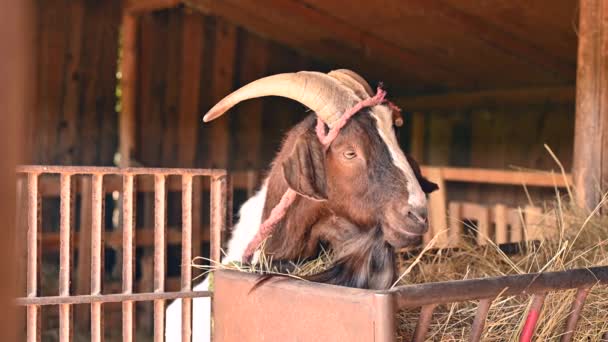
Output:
343,150,357,160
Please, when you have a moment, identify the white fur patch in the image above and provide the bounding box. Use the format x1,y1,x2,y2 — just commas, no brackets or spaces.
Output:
165,182,268,341
370,106,427,208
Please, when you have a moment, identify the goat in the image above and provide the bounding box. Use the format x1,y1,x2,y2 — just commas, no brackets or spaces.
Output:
165,69,437,341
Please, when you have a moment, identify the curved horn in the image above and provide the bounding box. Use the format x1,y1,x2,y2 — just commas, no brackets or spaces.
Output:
328,69,374,99
203,71,359,126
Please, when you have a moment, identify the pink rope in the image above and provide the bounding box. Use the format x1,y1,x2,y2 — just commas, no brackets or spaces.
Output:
242,87,389,261
316,87,387,148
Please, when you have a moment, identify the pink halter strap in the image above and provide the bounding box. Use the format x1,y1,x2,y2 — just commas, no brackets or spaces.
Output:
242,87,391,261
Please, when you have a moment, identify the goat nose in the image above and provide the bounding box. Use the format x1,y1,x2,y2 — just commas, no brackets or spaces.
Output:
409,207,428,225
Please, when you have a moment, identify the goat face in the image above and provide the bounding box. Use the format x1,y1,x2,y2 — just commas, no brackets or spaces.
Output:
281,106,438,249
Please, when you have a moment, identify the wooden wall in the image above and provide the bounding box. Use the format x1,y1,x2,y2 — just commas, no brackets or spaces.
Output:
420,103,574,206
133,8,329,170
29,0,122,166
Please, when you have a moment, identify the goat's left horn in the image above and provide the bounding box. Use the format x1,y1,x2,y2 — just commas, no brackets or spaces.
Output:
202,71,360,126
328,69,374,99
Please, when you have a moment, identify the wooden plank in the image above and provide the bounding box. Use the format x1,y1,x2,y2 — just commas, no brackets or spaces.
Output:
177,11,204,168
524,205,544,241
396,86,574,112
427,112,453,166
509,208,524,243
448,202,462,247
461,203,490,245
93,0,122,166
119,14,138,168
206,17,237,168
160,9,183,167
41,0,68,164
493,204,508,245
409,112,426,162
424,168,448,248
572,0,608,210
421,167,572,188
232,31,268,170
57,0,84,165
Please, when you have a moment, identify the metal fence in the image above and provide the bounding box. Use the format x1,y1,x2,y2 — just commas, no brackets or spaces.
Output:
393,266,608,342
14,165,227,342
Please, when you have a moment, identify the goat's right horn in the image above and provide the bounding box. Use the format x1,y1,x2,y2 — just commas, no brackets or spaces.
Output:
203,71,360,126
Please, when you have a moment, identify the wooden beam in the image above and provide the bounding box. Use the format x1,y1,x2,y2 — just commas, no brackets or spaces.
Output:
125,0,181,14
572,0,608,210
421,166,572,188
396,86,575,112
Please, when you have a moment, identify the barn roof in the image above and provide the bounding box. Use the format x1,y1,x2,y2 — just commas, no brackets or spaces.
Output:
168,0,579,95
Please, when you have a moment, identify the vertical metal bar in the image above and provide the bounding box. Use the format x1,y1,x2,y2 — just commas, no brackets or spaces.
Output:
122,174,135,342
560,287,590,342
59,174,72,342
181,175,193,342
469,298,493,342
26,173,38,342
90,174,103,342
210,175,227,264
154,174,166,342
413,304,437,342
520,293,546,342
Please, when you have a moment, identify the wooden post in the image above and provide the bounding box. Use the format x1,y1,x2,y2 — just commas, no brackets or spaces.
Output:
573,0,608,210
0,0,31,340
119,14,137,168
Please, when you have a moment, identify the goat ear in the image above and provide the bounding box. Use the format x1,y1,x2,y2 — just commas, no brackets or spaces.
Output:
281,133,328,201
406,154,439,194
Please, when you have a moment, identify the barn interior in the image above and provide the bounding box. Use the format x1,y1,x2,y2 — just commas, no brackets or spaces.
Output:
18,0,599,340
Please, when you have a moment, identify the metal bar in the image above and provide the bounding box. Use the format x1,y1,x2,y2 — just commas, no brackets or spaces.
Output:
469,298,493,342
413,304,437,342
392,266,608,308
210,175,227,264
26,173,38,342
181,175,193,342
122,174,135,342
520,293,546,342
560,287,591,342
16,291,212,306
59,174,72,342
90,174,103,342
17,165,226,177
154,175,166,342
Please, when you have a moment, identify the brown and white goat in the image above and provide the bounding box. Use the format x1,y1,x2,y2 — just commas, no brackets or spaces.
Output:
166,70,437,341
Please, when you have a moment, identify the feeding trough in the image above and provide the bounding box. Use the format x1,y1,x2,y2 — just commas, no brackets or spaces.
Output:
214,267,608,342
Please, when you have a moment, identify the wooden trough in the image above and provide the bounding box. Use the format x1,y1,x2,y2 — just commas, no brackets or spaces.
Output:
214,267,608,342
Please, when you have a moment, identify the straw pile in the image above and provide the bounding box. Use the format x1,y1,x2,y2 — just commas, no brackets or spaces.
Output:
395,196,608,341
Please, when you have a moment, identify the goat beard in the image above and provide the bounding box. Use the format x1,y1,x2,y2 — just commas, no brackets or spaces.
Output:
304,226,396,290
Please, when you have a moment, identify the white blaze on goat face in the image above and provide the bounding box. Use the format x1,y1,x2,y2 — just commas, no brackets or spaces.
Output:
369,105,427,208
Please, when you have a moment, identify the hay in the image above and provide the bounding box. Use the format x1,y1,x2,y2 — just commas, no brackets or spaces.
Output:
395,198,608,341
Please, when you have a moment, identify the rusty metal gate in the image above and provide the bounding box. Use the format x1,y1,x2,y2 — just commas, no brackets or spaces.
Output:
14,165,227,342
